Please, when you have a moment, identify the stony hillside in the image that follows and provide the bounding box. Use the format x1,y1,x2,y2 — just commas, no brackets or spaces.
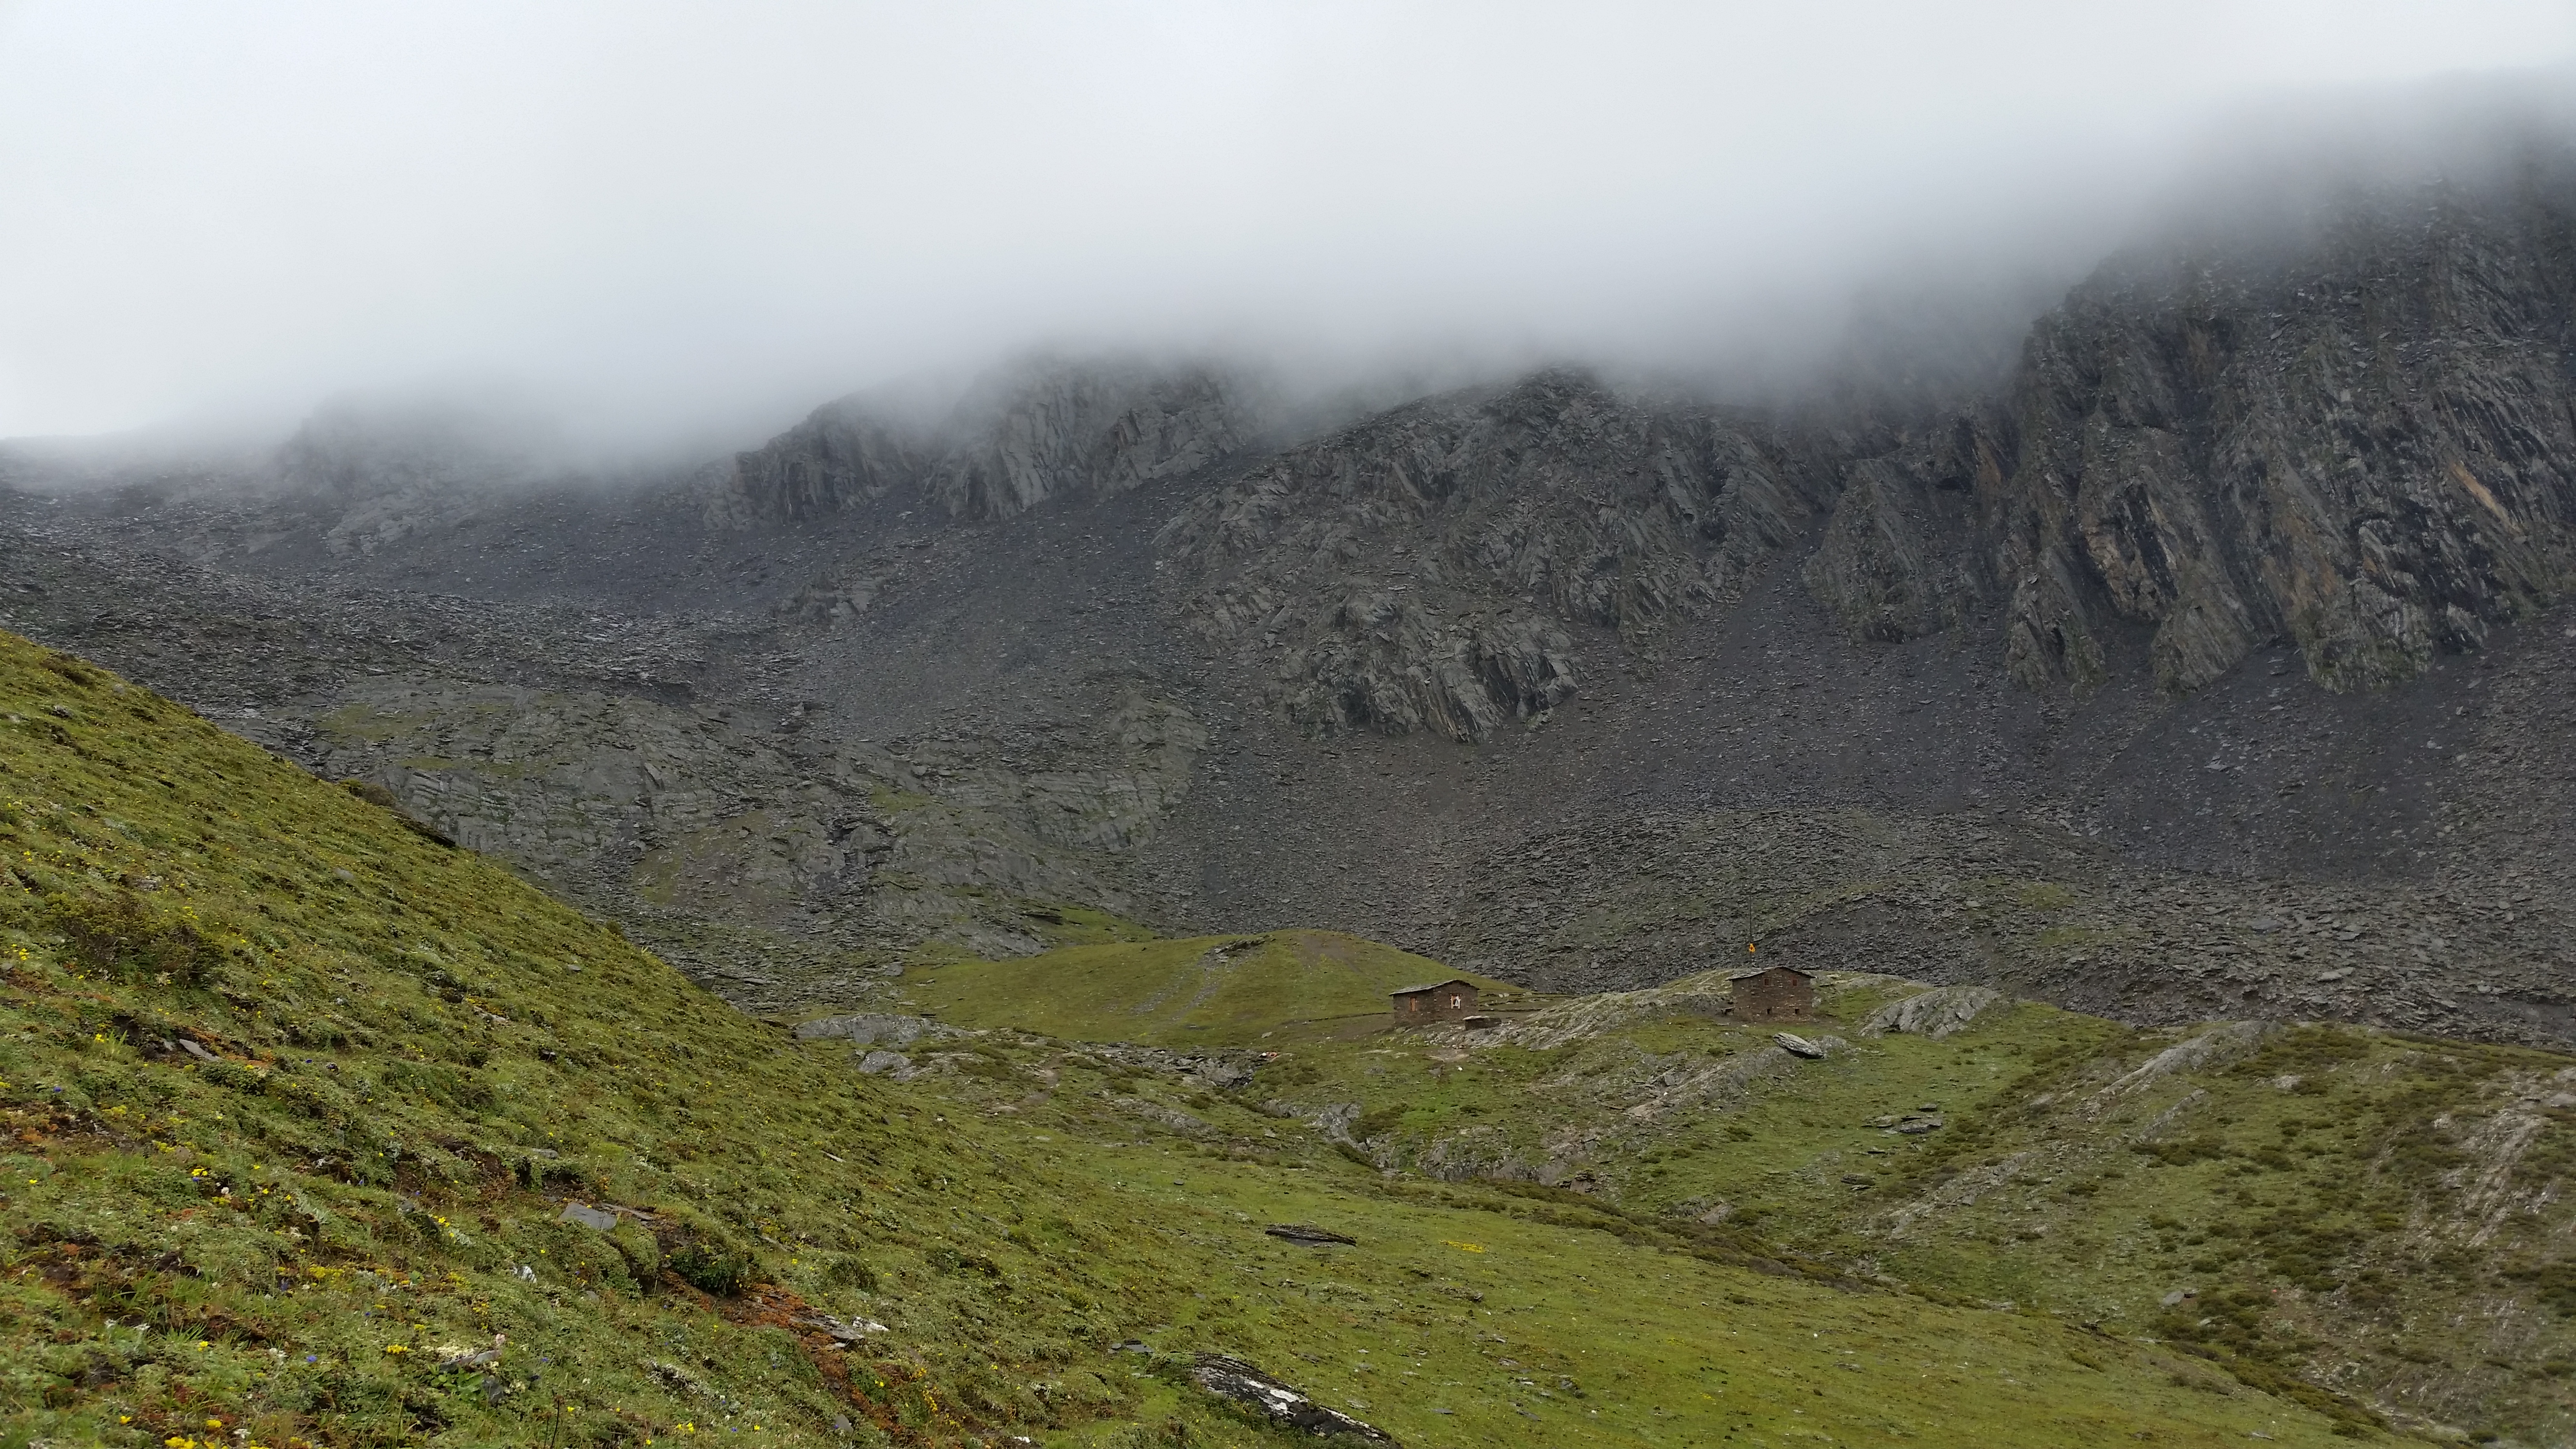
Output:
1,631,2402,1448
2,146,2576,1057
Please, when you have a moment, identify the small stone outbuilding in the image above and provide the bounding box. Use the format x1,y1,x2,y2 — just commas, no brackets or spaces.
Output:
1729,966,1815,1023
1390,979,1480,1024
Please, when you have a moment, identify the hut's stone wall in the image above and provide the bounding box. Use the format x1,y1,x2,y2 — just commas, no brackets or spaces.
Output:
1393,981,1481,1023
1731,967,1814,1023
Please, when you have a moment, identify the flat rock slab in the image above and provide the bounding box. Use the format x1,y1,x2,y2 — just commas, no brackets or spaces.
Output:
1773,1032,1828,1059
1264,1224,1357,1246
557,1202,618,1232
792,1013,957,1048
1860,985,2003,1040
1190,1354,1397,1443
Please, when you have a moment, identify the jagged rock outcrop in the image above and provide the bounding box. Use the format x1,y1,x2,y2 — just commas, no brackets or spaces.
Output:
1986,161,2576,696
1158,370,1826,739
928,360,1254,517
730,358,1261,523
725,397,928,522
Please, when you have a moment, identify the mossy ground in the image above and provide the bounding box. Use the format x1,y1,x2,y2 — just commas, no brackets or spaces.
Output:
0,630,2417,1447
898,933,1515,1047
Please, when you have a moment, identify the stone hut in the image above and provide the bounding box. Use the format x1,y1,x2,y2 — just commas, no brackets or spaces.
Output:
1390,979,1480,1024
1729,966,1815,1023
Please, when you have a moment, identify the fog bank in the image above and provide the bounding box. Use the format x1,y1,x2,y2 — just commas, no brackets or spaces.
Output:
3,1,2572,451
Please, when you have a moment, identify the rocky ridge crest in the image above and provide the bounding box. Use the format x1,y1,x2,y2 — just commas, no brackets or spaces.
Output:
729,357,1264,524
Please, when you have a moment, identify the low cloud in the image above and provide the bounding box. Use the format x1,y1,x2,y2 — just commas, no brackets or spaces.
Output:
2,1,2571,451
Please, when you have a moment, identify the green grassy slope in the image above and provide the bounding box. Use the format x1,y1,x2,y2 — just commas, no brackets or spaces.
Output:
0,629,2385,1448
895,932,1515,1046
1177,973,2576,1445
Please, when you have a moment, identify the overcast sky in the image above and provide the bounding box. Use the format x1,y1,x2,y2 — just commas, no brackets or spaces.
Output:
3,1,2573,448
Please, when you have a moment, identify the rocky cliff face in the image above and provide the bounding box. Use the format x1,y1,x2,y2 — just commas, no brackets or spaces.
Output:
1985,164,2576,697
1158,370,1826,739
730,358,1263,523
724,395,928,522
1148,164,2576,746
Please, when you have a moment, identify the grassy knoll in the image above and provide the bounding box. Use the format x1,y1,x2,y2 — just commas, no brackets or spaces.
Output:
0,628,2389,1447
895,932,1516,1046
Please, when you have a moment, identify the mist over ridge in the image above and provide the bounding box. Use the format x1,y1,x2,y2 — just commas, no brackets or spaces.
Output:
3,1,2574,455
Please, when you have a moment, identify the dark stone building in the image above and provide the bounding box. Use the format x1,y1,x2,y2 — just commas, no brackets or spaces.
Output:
1390,979,1480,1023
1729,966,1815,1023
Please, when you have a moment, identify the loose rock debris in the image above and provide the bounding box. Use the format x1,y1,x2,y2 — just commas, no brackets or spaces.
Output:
793,1311,888,1343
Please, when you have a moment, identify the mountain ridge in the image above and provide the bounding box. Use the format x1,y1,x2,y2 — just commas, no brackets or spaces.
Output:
4,156,2576,1054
